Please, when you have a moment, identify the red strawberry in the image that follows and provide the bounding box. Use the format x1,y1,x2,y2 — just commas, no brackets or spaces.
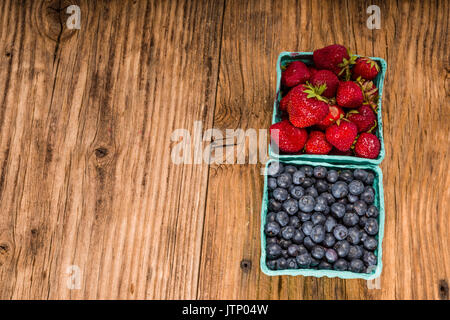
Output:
282,61,310,87
316,105,345,130
325,120,358,151
313,44,356,78
329,148,353,156
354,133,380,159
310,70,339,98
305,131,332,155
269,120,308,153
287,83,329,128
279,91,291,111
347,104,377,132
308,66,318,78
336,81,364,108
352,57,379,80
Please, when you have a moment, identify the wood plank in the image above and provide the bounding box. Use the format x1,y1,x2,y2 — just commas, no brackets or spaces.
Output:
198,0,449,300
0,0,224,299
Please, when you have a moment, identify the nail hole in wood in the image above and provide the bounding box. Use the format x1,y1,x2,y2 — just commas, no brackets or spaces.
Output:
0,243,9,255
95,147,108,158
439,279,449,300
240,259,252,272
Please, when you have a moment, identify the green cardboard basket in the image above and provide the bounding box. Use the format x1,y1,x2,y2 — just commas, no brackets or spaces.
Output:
260,159,385,280
269,52,387,165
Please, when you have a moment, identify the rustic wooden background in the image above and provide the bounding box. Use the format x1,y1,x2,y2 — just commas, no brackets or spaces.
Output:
0,0,448,300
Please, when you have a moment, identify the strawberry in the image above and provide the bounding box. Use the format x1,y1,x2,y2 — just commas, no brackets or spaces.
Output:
305,131,332,155
281,61,310,87
279,91,291,111
308,66,318,78
269,120,308,153
325,120,358,151
310,70,339,98
313,44,356,79
316,105,345,130
352,57,379,80
287,83,329,128
355,77,379,110
354,133,380,159
347,104,377,132
336,81,364,108
329,148,353,156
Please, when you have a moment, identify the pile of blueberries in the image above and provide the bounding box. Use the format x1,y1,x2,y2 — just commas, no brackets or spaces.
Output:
264,162,380,273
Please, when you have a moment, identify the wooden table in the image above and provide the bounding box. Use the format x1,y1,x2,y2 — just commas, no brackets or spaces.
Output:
0,0,448,300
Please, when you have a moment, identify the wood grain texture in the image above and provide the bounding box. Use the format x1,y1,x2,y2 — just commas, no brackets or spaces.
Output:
0,0,448,300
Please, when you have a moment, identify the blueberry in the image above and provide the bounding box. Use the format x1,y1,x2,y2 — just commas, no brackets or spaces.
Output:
284,165,297,174
279,239,292,249
315,180,329,193
361,187,375,204
289,186,305,199
343,212,359,227
316,196,328,206
321,192,335,205
346,204,355,212
347,194,359,203
281,249,289,258
305,187,318,198
310,258,320,267
265,221,281,237
311,212,326,225
299,212,311,222
275,211,289,227
269,199,282,211
298,195,315,212
339,170,353,183
364,172,375,185
349,180,364,195
364,218,379,235
302,166,314,177
363,251,377,266
333,224,348,241
301,221,314,236
287,244,302,257
266,259,277,270
301,177,314,188
281,226,295,240
267,162,283,177
349,259,365,273
276,257,288,270
353,200,368,216
313,166,327,179
331,181,349,198
303,236,315,250
296,252,312,268
292,169,306,185
366,205,379,218
268,177,277,190
314,202,327,212
297,244,308,255
325,216,337,233
272,188,288,202
360,231,369,243
331,203,346,218
347,227,361,245
292,229,305,244
334,259,349,271
326,170,338,183
277,173,292,188
282,198,299,215
363,236,378,250
323,233,336,247
286,257,298,269
266,212,277,223
359,216,368,228
334,240,350,257
318,261,332,270
311,245,325,259
337,198,348,204
347,245,364,260
288,215,301,228
310,225,326,243
266,237,278,245
266,243,282,259
353,169,368,181
325,249,338,263
323,206,330,215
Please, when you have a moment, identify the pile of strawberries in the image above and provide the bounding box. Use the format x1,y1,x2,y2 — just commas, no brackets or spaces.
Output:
270,44,381,159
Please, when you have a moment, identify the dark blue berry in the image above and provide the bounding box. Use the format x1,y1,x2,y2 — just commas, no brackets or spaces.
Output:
289,185,305,199
284,165,297,174
282,198,298,215
325,248,338,263
353,200,368,216
331,202,346,218
310,225,326,243
321,192,335,205
292,229,305,244
364,172,375,185
315,180,329,193
275,211,289,227
333,258,349,271
313,166,327,179
286,257,298,269
339,170,353,183
334,240,350,257
296,252,312,268
349,180,364,195
311,212,326,225
325,216,337,233
343,212,359,227
349,259,365,272
318,261,332,270
314,202,327,212
361,187,375,204
287,244,302,257
364,218,379,235
366,205,379,218
360,231,369,243
347,245,364,260
303,236,315,250
265,221,281,237
347,227,361,245
301,221,314,236
347,194,359,203
363,251,377,266
279,239,292,249
266,212,277,223
266,243,282,259
337,198,348,204
281,249,289,258
326,170,338,183
277,173,292,188
331,181,349,198
346,204,355,212
353,169,368,181
363,236,378,250
292,170,306,185
268,177,277,190
281,226,295,240
305,186,318,198
298,195,315,212
266,259,277,270
276,257,288,270
310,258,320,267
311,245,325,259
323,233,336,247
359,216,368,228
266,237,278,245
288,216,301,228
333,224,348,241
302,166,314,177
269,199,282,211
299,212,311,222
301,178,314,188
273,187,289,202
267,162,283,177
